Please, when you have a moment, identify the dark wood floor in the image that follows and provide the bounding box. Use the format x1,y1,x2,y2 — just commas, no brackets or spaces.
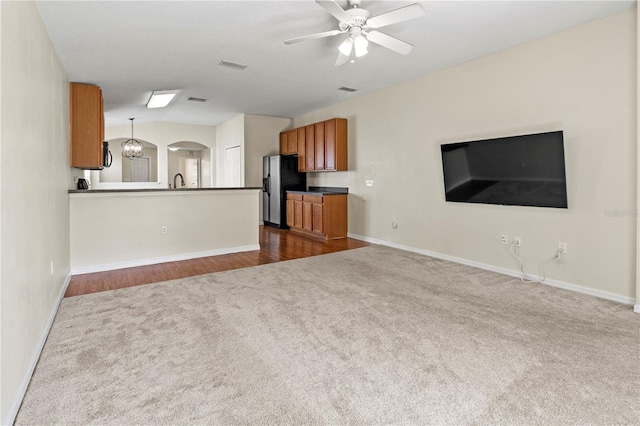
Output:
65,226,369,297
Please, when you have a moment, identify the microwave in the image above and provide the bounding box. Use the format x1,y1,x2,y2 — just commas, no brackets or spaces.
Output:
102,141,112,169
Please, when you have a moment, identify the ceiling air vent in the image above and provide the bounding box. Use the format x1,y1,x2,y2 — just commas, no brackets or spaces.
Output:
218,60,247,71
339,86,358,92
188,97,206,102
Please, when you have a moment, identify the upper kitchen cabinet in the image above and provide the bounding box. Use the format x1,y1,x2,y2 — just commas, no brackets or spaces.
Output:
70,82,104,169
304,118,347,172
279,132,288,155
297,126,306,171
279,129,298,156
323,118,347,171
279,118,347,172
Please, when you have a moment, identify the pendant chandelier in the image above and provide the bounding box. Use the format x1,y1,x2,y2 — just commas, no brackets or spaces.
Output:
121,118,144,159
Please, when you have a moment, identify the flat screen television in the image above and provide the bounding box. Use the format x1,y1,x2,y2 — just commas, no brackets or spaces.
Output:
440,131,568,208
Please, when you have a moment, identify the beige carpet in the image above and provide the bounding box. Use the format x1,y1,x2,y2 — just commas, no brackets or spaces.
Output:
16,245,640,425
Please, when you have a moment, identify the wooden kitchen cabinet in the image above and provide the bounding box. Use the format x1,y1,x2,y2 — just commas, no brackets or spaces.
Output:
322,118,347,171
279,129,298,155
286,193,304,229
294,200,303,228
305,125,315,172
315,122,325,171
297,127,306,171
280,118,348,172
296,118,347,172
286,192,347,239
302,201,313,231
286,199,295,227
312,203,324,234
70,82,104,169
287,129,298,154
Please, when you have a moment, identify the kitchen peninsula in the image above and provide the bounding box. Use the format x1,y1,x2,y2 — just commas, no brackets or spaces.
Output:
69,187,260,274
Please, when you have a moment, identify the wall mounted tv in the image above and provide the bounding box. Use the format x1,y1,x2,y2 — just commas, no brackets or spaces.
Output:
440,131,568,208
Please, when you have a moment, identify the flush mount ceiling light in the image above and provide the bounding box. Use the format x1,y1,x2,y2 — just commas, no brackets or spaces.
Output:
121,118,144,159
146,90,177,109
168,146,180,151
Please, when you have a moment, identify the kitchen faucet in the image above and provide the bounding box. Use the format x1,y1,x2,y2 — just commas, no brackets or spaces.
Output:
173,173,185,189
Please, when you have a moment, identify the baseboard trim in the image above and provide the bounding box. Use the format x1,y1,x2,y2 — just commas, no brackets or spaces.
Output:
4,273,72,426
70,244,261,275
348,233,636,307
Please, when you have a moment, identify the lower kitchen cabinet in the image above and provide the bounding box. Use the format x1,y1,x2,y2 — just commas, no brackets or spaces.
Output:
286,192,347,239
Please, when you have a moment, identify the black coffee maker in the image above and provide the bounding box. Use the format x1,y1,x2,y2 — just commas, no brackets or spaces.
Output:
77,178,89,190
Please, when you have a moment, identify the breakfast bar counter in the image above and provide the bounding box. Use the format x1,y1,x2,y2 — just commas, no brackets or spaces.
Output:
69,187,261,274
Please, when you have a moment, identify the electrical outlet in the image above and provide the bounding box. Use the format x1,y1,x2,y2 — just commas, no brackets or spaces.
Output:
50,260,54,275
392,219,398,229
161,226,168,235
500,234,508,244
365,180,374,187
514,236,521,248
558,242,567,253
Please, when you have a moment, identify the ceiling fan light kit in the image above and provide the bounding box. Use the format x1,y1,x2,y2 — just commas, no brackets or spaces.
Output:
353,33,368,57
284,0,426,66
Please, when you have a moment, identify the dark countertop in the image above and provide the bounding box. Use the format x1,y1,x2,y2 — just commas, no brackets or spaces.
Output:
286,186,349,196
69,187,261,194
286,190,348,196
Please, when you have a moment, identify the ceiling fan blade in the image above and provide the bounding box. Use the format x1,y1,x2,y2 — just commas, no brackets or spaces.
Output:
367,3,426,29
335,51,350,66
316,0,352,23
284,29,344,45
366,31,414,55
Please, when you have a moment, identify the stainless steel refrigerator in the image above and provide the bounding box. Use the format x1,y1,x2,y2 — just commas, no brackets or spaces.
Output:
263,155,306,228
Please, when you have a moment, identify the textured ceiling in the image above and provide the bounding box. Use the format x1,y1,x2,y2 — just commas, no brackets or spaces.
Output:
36,0,635,127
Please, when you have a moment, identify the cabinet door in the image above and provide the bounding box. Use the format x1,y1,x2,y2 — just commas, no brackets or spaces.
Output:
286,200,294,227
70,83,103,169
315,122,325,170
305,125,315,171
312,203,323,233
297,127,306,171
324,119,336,171
294,200,303,228
287,130,298,155
302,201,313,231
279,132,287,154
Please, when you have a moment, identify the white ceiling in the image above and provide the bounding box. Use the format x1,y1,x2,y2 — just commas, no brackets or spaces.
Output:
36,0,635,127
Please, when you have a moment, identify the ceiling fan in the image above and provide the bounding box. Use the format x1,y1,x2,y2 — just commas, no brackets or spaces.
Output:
284,0,426,66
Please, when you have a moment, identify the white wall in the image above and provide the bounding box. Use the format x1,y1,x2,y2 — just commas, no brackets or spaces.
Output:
91,121,216,189
70,190,259,273
0,1,70,423
216,114,245,187
636,6,640,313
244,114,292,222
296,9,637,302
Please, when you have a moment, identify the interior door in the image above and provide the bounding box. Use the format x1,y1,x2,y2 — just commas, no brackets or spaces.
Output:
179,157,199,188
131,157,150,182
224,145,242,187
